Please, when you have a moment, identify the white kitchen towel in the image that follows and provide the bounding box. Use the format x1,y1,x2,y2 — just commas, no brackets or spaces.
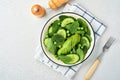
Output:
34,3,106,80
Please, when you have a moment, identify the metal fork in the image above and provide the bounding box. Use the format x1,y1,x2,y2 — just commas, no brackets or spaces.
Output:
84,37,115,80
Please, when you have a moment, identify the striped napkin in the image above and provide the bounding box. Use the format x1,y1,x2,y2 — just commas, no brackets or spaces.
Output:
34,3,106,80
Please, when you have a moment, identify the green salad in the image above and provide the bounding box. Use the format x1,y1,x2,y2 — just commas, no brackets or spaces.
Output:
44,15,92,64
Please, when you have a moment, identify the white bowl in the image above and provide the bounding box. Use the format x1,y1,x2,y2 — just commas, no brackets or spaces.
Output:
41,12,95,66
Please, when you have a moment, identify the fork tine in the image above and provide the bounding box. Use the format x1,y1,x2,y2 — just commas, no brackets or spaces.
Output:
104,37,115,49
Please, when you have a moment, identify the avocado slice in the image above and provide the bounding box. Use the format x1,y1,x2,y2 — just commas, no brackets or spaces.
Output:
57,29,66,39
57,34,80,55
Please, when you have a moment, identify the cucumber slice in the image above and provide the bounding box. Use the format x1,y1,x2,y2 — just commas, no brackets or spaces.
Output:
81,37,90,49
85,34,92,42
61,18,74,27
48,26,53,34
66,54,79,64
57,29,66,38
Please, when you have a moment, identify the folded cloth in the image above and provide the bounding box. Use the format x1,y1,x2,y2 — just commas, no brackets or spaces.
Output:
34,3,106,80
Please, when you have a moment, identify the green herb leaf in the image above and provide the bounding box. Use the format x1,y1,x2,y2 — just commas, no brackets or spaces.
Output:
52,34,65,43
59,54,79,64
76,48,85,61
77,18,91,35
48,20,60,36
44,38,57,54
66,21,79,34
59,15,69,21
58,55,72,64
59,15,76,21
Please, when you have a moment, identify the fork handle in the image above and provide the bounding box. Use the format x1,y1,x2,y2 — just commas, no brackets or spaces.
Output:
84,59,100,80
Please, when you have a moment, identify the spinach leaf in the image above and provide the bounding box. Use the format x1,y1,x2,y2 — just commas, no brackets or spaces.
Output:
59,15,69,21
59,15,76,21
76,48,85,61
48,20,60,36
66,21,79,34
77,18,91,35
52,34,65,43
44,38,57,54
58,54,80,64
58,55,72,64
83,46,88,54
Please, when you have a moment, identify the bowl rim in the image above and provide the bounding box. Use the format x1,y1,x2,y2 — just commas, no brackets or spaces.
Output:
40,12,95,67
